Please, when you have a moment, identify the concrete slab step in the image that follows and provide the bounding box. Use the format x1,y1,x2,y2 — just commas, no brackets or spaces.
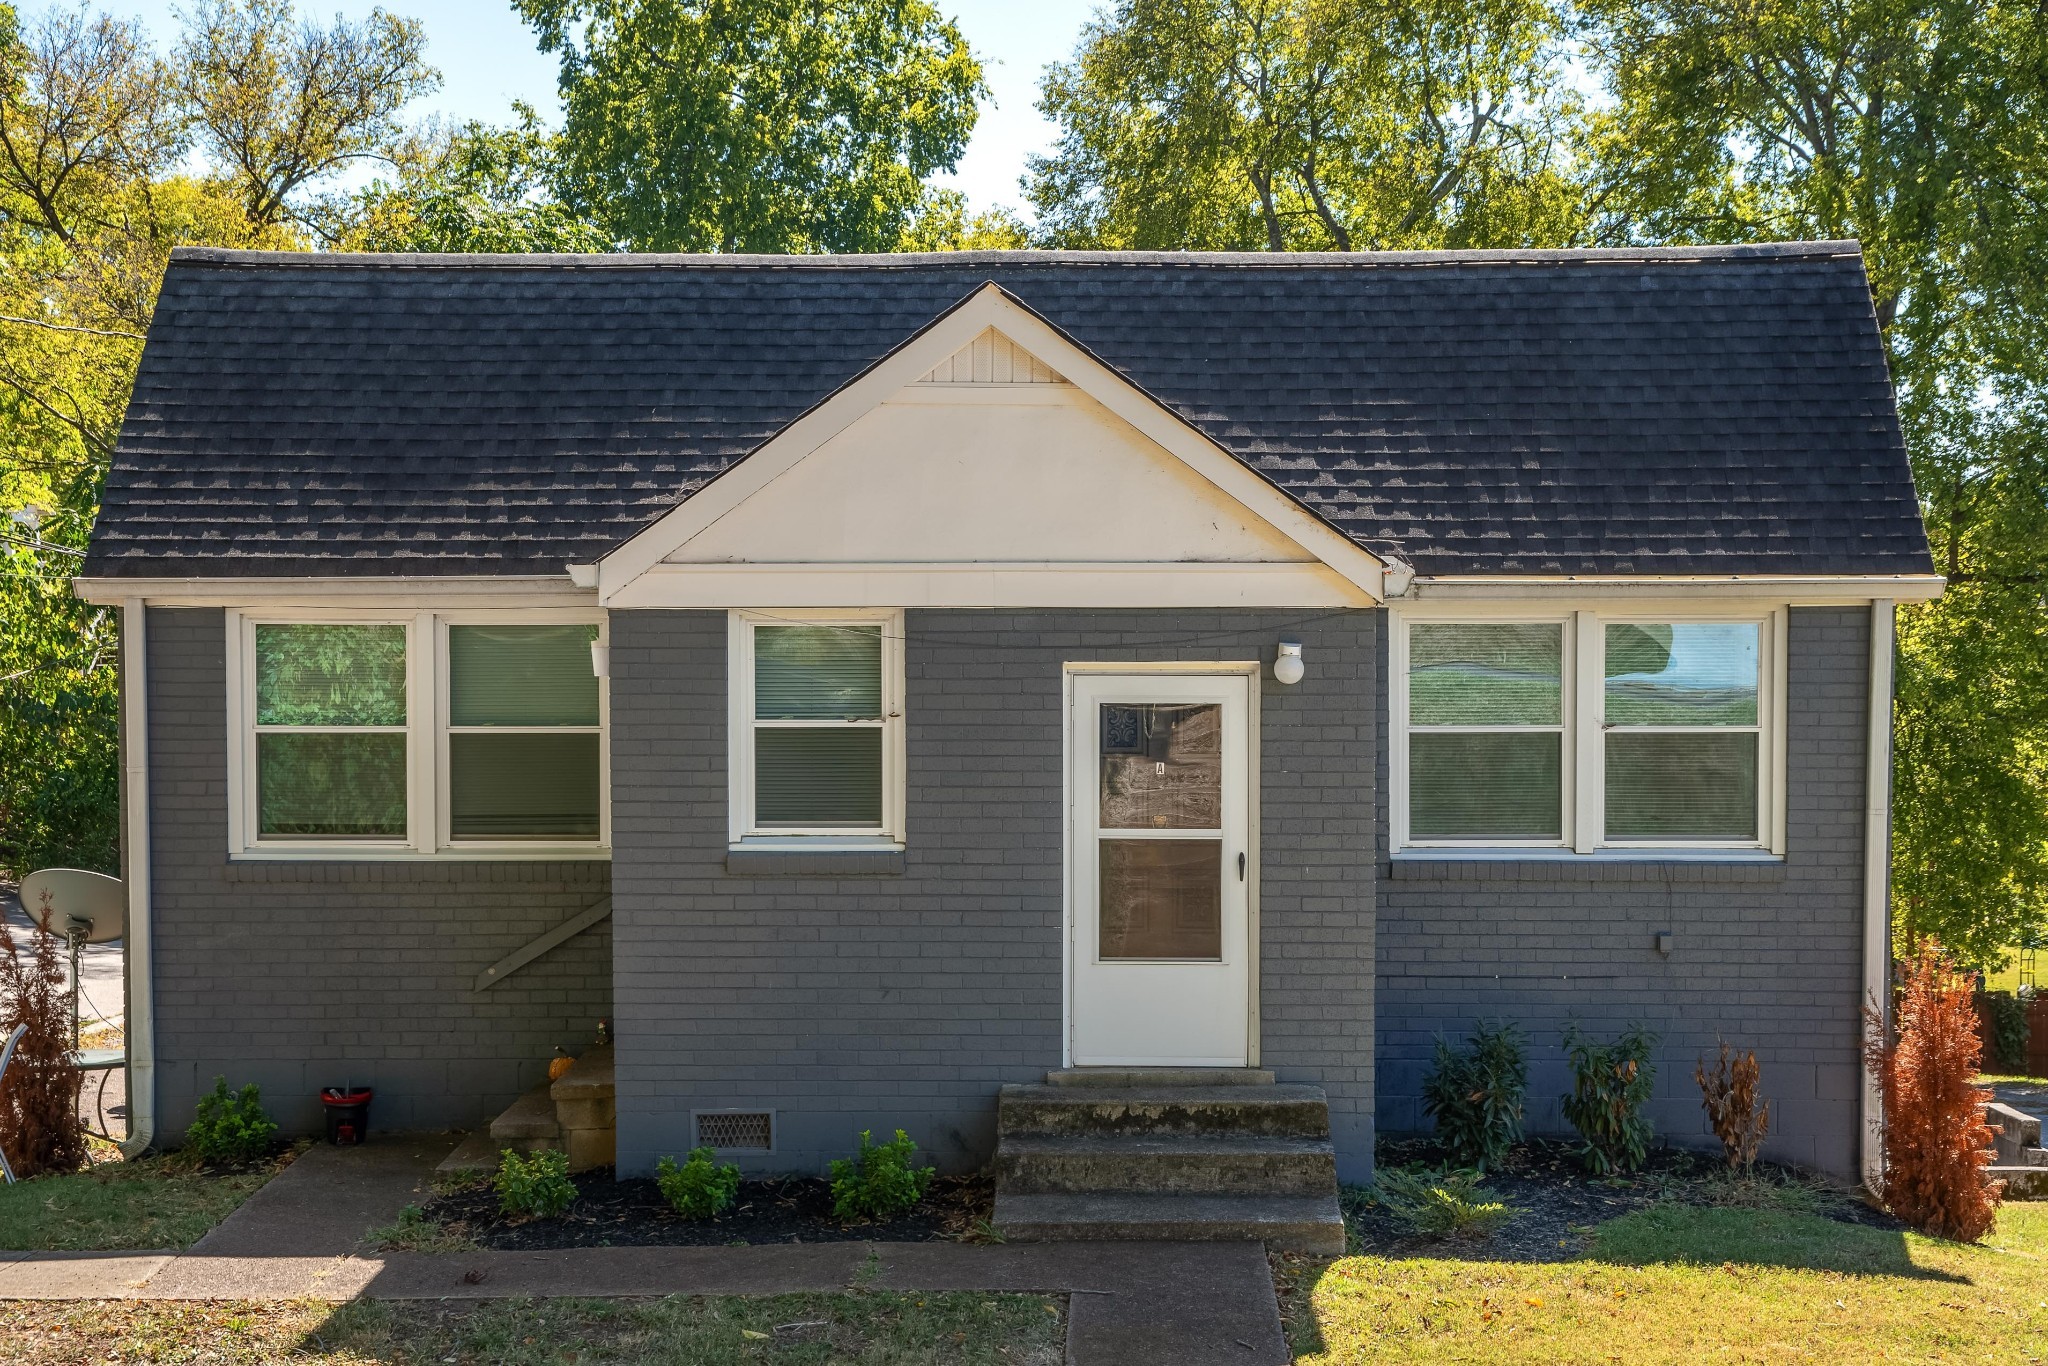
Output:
1046,1067,1277,1088
998,1083,1331,1140
994,1191,1346,1256
436,1131,501,1176
489,1083,562,1143
1991,1164,2048,1199
995,1133,1336,1197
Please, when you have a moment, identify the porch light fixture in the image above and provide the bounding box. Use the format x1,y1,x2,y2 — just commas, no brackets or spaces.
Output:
1273,641,1305,686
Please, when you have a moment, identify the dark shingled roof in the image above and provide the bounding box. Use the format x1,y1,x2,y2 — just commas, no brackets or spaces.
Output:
83,242,1932,580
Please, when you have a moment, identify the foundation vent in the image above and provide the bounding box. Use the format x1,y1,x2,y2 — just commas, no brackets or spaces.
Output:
694,1110,774,1152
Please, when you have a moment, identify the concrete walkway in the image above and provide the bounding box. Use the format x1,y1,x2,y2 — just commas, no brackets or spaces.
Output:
0,1137,1292,1365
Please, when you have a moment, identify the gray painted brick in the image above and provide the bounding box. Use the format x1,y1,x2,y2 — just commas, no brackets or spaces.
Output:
144,608,612,1139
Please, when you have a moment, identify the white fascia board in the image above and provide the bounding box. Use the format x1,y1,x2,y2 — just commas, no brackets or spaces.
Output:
594,283,1388,605
1404,574,1945,605
72,576,597,608
605,561,1373,610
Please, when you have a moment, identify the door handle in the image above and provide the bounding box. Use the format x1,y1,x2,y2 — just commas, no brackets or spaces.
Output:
1237,852,1247,881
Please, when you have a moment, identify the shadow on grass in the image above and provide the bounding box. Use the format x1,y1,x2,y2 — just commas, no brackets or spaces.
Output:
1585,1204,1967,1282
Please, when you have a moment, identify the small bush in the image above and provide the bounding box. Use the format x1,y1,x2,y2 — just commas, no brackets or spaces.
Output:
829,1128,934,1221
1696,1041,1771,1170
1866,940,2003,1241
186,1077,278,1165
1372,1165,1516,1238
1562,1022,1658,1175
495,1148,576,1219
1975,990,2029,1074
0,894,87,1178
1420,1019,1527,1172
655,1147,741,1219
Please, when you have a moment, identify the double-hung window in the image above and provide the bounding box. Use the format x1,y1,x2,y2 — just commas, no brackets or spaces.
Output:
728,611,905,846
1393,610,1783,854
229,611,608,857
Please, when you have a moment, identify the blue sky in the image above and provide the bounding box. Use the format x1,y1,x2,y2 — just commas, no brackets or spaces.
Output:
119,0,1102,217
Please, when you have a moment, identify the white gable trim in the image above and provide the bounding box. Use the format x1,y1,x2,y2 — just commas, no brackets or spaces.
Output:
592,283,1388,606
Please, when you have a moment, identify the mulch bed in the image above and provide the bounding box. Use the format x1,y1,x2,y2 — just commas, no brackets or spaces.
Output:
1345,1136,1906,1263
421,1170,994,1250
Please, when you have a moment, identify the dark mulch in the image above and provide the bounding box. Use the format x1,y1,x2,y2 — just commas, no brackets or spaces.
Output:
420,1170,994,1250
1343,1136,1906,1264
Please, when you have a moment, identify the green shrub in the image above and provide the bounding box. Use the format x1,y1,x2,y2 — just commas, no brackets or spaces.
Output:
1562,1022,1659,1175
1371,1165,1516,1238
185,1078,277,1164
1420,1019,1527,1171
1976,989,2029,1073
655,1147,741,1218
829,1128,934,1221
495,1148,576,1219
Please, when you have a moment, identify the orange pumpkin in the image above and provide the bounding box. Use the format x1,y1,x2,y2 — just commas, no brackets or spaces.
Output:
548,1051,575,1082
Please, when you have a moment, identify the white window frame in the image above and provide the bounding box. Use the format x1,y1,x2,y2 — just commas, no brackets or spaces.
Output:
727,609,906,850
1389,605,1787,857
226,608,610,860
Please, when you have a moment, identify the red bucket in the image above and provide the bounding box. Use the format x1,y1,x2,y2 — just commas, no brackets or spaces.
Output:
320,1087,373,1146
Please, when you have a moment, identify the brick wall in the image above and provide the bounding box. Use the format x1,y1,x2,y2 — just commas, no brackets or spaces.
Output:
144,607,612,1138
608,609,1380,1180
1375,607,1873,1178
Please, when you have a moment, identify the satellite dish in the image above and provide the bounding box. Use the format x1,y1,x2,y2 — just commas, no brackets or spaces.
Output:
18,868,124,945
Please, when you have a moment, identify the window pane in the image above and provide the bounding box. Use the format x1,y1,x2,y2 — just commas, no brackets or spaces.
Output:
1100,703,1221,830
1099,839,1222,960
756,728,882,827
449,625,599,727
1606,623,1759,726
449,732,601,838
257,733,405,837
1409,623,1563,725
255,624,406,726
1606,733,1758,840
755,625,883,720
1409,732,1562,839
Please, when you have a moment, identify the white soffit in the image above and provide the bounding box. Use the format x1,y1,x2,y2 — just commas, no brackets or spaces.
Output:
597,284,1386,609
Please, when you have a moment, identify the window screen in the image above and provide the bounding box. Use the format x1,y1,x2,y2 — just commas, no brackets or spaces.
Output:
1407,623,1565,840
254,624,408,838
1604,623,1760,841
751,624,886,829
447,625,602,839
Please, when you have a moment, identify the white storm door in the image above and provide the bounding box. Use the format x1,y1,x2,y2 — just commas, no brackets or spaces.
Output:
1069,673,1253,1067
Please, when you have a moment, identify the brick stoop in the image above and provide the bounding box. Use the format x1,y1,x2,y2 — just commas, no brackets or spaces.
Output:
1988,1102,2048,1200
991,1070,1346,1255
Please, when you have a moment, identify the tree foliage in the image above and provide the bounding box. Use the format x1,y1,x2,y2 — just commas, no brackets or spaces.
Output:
514,0,985,252
1028,0,1586,250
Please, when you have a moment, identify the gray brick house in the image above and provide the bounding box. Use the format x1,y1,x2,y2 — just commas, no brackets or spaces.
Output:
80,242,1936,1236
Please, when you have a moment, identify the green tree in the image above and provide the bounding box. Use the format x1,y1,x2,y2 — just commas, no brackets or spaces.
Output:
172,0,440,230
513,0,985,251
330,112,612,252
1579,0,2048,965
1027,0,1585,250
894,188,1029,251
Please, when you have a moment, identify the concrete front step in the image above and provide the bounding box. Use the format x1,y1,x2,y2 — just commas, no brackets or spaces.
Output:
994,1191,1346,1256
489,1083,561,1143
1046,1067,1278,1088
996,1132,1336,1197
437,1131,501,1175
1992,1165,2048,1199
998,1083,1331,1139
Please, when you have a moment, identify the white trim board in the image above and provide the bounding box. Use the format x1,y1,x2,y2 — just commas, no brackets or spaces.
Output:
590,283,1391,608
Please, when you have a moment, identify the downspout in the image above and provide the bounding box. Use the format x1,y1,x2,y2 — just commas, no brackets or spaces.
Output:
118,598,155,1158
1860,599,1895,1190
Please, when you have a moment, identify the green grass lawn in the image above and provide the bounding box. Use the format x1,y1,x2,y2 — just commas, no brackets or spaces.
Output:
0,1153,281,1251
1280,1200,2048,1363
0,1292,1068,1365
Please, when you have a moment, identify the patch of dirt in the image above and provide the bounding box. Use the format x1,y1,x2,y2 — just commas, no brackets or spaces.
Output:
1342,1137,1906,1263
418,1170,994,1249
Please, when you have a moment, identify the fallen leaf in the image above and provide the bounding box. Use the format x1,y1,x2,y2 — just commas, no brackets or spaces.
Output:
1525,1297,1543,1307
741,1329,769,1340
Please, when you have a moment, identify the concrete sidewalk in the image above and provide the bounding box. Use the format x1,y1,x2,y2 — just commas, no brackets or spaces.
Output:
0,1137,1292,1364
